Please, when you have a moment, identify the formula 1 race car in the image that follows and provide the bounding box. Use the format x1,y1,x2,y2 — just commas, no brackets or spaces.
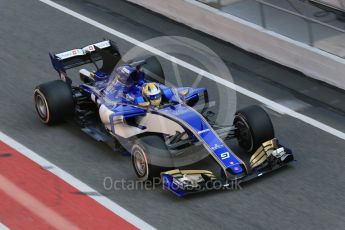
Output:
33,40,294,196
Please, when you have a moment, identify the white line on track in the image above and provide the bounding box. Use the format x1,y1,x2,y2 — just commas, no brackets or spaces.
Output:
0,131,155,230
0,223,10,230
0,175,79,230
39,0,345,141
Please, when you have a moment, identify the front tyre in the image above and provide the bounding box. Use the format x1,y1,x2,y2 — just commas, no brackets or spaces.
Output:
234,105,274,153
34,80,75,125
131,136,173,182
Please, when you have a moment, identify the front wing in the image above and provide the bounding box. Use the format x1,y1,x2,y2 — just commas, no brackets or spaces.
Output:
161,139,294,197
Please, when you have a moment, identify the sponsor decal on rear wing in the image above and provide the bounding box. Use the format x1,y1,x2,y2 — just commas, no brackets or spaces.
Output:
55,40,112,60
50,40,120,71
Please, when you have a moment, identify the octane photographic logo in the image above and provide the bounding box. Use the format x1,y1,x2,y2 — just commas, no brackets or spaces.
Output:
103,176,242,192
117,36,237,168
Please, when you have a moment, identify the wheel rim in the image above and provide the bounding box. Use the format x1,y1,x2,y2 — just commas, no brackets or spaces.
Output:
35,93,48,120
133,147,148,178
235,116,253,152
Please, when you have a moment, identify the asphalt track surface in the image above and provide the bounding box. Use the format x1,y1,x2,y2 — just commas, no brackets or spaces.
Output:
0,0,345,229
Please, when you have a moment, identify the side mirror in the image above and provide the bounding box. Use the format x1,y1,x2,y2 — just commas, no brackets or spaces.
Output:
179,89,189,97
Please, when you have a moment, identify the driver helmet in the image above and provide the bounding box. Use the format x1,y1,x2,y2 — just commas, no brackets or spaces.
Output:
142,83,162,106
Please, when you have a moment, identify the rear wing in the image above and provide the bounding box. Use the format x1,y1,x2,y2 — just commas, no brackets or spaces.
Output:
49,40,121,80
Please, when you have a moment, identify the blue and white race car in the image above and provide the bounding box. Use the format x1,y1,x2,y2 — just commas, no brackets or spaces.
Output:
33,40,294,196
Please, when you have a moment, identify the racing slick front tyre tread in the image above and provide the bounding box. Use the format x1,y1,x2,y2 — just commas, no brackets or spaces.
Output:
34,80,75,125
234,105,274,153
131,135,173,182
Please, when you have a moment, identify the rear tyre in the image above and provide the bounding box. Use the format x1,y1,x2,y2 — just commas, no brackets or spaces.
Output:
34,80,75,125
131,135,173,182
234,105,274,153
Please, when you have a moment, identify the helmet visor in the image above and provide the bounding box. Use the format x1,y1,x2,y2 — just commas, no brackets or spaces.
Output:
148,94,161,101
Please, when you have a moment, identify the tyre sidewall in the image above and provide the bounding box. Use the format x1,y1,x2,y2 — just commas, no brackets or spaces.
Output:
34,80,74,125
234,105,274,153
131,135,173,182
